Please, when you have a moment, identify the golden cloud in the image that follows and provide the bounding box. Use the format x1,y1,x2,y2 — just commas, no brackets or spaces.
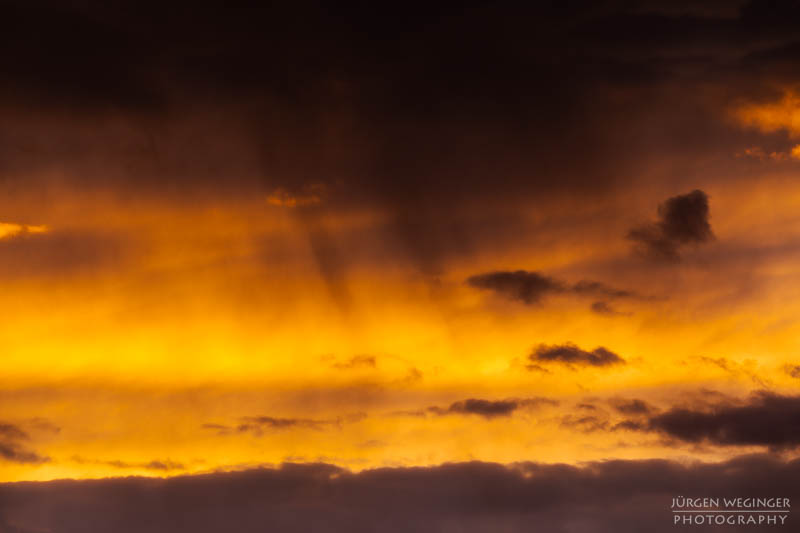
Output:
734,90,800,138
0,222,48,240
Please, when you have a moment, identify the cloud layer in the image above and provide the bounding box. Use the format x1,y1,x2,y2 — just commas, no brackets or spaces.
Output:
2,455,799,533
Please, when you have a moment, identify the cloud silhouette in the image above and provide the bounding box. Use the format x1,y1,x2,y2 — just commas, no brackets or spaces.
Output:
466,271,565,304
642,392,800,448
628,190,713,260
0,423,48,464
467,270,641,309
3,455,799,533
529,343,626,369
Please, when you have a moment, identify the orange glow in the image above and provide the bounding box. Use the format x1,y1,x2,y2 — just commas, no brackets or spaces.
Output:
734,90,800,137
0,175,799,481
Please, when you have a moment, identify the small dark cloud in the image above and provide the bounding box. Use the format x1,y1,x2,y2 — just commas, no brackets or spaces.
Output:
203,418,326,436
205,413,366,437
71,455,184,471
529,343,626,369
445,399,520,418
628,189,713,261
237,417,330,435
525,363,552,374
401,397,558,419
0,422,48,464
442,397,558,418
466,270,565,304
785,365,800,379
0,443,45,464
332,355,377,370
467,270,642,310
144,460,184,471
0,424,28,441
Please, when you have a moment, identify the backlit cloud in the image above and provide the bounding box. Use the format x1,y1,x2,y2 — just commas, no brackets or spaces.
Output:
529,343,626,369
628,190,713,261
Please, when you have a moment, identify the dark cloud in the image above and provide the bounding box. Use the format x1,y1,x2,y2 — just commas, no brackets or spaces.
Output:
439,397,559,419
202,418,326,436
204,413,367,436
785,365,800,379
466,271,565,304
628,190,714,261
143,460,184,471
568,391,800,451
0,3,792,188
0,425,27,441
444,399,520,419
467,270,641,307
0,1,794,277
4,455,799,532
400,397,558,419
529,343,626,368
610,392,800,449
0,423,47,465
237,416,329,433
642,392,800,448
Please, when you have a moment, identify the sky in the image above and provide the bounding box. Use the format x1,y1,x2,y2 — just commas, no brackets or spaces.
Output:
2,0,800,531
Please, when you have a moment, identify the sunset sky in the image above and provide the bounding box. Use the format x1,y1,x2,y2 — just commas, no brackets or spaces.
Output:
2,1,800,531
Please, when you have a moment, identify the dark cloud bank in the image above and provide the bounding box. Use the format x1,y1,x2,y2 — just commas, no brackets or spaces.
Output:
0,0,792,277
2,455,800,533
